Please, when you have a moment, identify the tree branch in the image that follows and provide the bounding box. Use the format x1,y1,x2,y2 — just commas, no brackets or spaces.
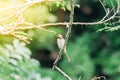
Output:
54,66,72,80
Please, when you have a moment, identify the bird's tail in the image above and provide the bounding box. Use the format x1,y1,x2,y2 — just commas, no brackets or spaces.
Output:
64,47,70,62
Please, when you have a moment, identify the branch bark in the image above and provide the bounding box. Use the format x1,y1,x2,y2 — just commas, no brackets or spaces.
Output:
54,66,72,80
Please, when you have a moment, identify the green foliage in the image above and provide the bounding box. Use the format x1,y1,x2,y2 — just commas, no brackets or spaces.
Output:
0,39,51,80
53,0,80,11
95,31,120,80
104,0,117,8
98,25,120,32
89,27,120,80
39,68,66,80
100,51,120,74
60,34,94,80
53,0,70,11
96,50,120,80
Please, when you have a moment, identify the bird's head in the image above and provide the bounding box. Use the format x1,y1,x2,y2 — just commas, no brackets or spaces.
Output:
57,34,63,39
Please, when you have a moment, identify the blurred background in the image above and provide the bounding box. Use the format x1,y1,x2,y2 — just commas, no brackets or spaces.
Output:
0,0,120,80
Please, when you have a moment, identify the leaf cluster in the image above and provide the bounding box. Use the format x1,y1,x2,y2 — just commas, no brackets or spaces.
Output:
0,39,51,80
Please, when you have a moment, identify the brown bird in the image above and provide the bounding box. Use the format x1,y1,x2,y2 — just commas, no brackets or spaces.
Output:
57,34,70,62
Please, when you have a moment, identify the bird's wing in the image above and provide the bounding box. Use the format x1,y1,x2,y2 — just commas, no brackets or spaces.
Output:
57,38,64,49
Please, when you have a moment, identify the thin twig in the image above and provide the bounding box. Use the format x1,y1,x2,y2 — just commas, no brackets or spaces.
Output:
110,0,115,12
92,76,106,80
0,15,14,22
99,0,107,13
54,66,72,80
9,33,30,44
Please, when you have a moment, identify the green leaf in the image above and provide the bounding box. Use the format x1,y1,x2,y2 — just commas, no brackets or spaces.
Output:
9,59,18,65
11,54,23,61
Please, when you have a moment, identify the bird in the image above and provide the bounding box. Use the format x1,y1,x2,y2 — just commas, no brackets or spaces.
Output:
57,34,70,62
